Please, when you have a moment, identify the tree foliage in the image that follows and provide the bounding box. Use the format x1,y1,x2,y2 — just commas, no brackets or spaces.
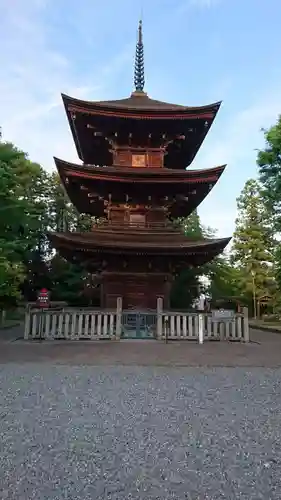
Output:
257,116,281,296
257,116,281,231
0,142,49,306
231,178,275,299
170,210,216,309
207,256,243,303
0,141,96,306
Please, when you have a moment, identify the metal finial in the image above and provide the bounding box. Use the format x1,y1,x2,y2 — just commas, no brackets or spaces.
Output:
134,19,145,92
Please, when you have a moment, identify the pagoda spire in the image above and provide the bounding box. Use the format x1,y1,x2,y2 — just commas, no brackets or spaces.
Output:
134,19,145,93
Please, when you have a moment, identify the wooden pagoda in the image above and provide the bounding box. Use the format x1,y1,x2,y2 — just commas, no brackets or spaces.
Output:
49,20,231,309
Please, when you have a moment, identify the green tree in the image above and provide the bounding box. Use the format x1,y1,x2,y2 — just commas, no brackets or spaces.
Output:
0,141,49,305
46,173,94,305
207,256,244,304
257,116,281,296
170,210,215,309
47,172,93,233
231,179,275,303
257,116,281,231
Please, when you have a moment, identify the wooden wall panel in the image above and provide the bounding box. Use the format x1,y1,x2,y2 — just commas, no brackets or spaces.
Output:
113,150,164,168
113,150,131,166
147,151,163,168
109,209,126,224
102,273,172,309
146,209,166,224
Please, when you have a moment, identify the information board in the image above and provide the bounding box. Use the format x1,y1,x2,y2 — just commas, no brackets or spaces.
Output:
212,309,235,321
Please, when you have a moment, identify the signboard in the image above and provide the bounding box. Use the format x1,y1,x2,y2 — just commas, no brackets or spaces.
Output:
212,309,235,322
132,154,146,168
37,288,50,309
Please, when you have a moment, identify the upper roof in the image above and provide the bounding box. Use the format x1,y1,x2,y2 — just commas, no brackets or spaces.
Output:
62,92,221,117
62,93,221,168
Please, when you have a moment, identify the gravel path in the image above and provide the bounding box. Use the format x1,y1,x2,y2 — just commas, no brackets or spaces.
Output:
1,365,281,499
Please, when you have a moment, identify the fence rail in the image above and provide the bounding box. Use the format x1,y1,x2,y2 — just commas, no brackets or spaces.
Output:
24,303,249,343
160,312,249,342
24,310,119,341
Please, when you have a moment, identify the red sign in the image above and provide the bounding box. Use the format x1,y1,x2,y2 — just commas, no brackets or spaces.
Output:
37,288,50,308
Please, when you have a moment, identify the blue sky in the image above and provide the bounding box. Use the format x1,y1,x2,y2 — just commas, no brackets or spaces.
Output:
1,0,281,237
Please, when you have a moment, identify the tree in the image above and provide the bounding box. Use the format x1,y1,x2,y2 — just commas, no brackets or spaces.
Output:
176,210,215,239
257,117,281,297
0,141,49,305
207,256,244,305
257,116,281,232
45,173,94,304
47,172,93,233
170,210,216,309
231,179,275,304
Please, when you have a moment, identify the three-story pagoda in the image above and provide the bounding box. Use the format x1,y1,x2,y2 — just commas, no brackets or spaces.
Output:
50,20,231,309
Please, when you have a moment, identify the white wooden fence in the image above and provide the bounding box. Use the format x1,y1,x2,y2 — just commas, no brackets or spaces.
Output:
24,303,249,342
24,309,121,341
159,310,249,342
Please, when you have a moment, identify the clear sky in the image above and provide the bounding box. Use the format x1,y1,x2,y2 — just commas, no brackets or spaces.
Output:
1,0,281,237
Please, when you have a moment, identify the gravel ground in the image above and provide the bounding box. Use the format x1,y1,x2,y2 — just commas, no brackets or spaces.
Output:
1,366,281,499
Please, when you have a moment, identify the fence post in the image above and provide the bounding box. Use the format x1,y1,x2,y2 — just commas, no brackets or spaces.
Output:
198,314,204,344
115,297,122,340
1,309,6,326
157,297,163,340
24,310,30,340
243,307,250,343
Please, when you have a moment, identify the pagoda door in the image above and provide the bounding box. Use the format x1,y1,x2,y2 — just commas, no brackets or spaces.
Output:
123,278,149,310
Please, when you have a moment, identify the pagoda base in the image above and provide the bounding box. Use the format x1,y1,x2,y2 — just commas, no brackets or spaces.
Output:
100,272,172,309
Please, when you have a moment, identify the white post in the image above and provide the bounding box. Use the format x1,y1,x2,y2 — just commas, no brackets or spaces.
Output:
157,297,163,340
24,310,30,340
115,297,122,340
198,314,204,344
243,307,250,343
1,309,6,325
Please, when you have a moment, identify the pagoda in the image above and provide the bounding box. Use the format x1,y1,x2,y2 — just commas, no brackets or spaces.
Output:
49,20,231,309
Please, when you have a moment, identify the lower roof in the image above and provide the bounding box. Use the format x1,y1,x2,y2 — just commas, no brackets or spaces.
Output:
49,230,231,254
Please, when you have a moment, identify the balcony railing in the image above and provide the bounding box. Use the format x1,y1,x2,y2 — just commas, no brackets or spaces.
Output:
93,220,177,230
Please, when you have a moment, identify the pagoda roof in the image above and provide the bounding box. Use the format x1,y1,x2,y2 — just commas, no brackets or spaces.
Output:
49,229,230,253
49,230,230,268
62,92,221,117
55,158,225,218
49,225,231,269
55,158,225,183
62,93,221,168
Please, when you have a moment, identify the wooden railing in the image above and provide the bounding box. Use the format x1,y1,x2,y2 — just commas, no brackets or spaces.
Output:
24,309,121,341
24,302,249,343
159,310,249,342
96,221,176,230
